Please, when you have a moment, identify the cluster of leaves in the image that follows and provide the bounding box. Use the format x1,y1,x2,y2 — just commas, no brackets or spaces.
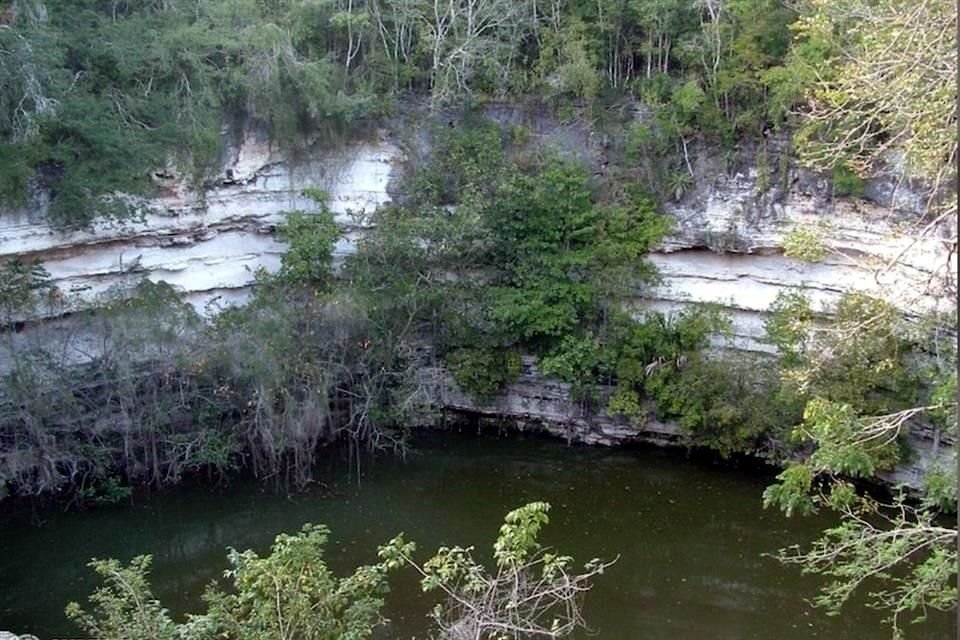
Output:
645,352,798,457
762,292,925,514
575,306,798,456
0,257,58,322
785,0,956,194
760,289,958,633
445,347,522,401
274,194,339,289
67,524,398,640
381,501,616,639
775,490,957,640
67,503,612,640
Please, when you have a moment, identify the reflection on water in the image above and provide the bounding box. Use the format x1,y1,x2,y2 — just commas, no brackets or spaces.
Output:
0,430,955,639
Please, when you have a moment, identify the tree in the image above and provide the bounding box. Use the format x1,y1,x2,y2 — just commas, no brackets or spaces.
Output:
66,504,612,640
756,5,958,635
379,502,617,639
198,524,395,640
66,524,399,640
791,0,956,206
762,290,957,637
421,0,535,105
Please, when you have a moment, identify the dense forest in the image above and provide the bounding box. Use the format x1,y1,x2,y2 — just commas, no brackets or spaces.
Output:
0,0,956,638
0,0,864,225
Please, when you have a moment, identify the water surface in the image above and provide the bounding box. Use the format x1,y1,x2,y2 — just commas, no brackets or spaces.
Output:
0,431,955,639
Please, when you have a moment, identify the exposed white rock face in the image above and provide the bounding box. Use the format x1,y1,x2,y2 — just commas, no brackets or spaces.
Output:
646,151,955,353
1,125,402,318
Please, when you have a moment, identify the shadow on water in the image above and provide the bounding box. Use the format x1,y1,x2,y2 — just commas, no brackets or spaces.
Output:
0,429,955,639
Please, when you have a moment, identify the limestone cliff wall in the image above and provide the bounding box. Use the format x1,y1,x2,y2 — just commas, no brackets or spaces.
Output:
1,126,401,317
0,108,954,487
1,112,953,337
648,140,954,352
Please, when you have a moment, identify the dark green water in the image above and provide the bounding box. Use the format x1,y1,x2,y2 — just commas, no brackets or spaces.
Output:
0,431,955,639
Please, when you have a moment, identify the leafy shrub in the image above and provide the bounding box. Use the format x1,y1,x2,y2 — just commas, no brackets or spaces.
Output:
831,163,866,198
446,347,521,400
783,226,828,262
67,524,399,640
645,355,792,456
275,208,339,289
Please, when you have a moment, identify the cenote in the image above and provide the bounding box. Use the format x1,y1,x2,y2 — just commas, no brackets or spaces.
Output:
0,430,955,640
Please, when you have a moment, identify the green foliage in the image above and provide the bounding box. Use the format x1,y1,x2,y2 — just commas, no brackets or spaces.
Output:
762,464,816,517
607,386,644,421
763,290,930,482
410,119,506,207
0,259,57,321
775,292,920,412
773,492,957,638
0,0,821,226
486,159,665,351
78,476,133,506
530,302,790,456
665,170,694,201
201,524,393,640
383,120,670,401
606,306,730,388
0,0,381,226
540,333,605,402
783,226,827,262
67,506,610,640
67,524,399,640
65,556,179,640
763,291,814,366
762,286,958,635
831,163,866,198
537,17,602,102
446,347,521,400
0,0,853,227
801,398,900,476
787,0,956,192
922,466,958,514
645,354,793,456
492,501,552,568
275,208,339,289
381,501,614,639
755,143,771,194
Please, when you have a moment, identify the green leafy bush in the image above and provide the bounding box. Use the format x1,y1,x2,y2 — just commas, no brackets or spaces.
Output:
275,207,339,290
446,347,521,400
831,163,866,198
67,524,399,640
645,354,792,456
